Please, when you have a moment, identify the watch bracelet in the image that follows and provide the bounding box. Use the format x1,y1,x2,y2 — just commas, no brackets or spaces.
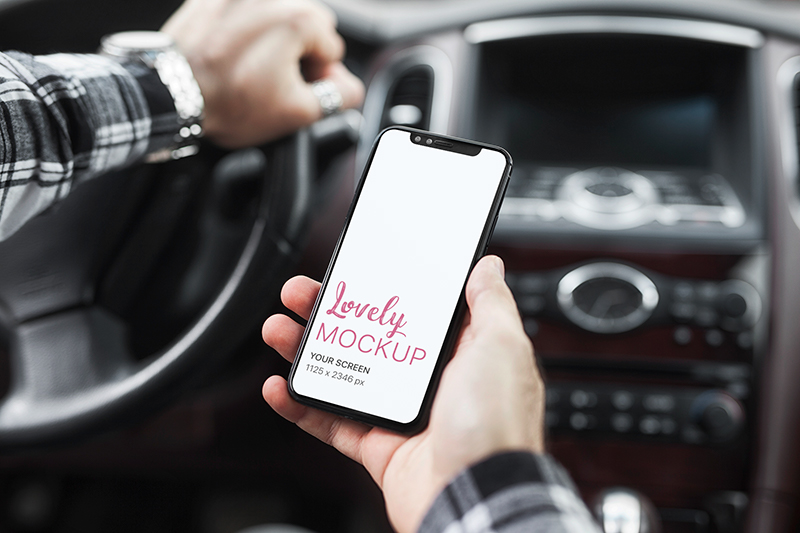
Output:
99,32,205,161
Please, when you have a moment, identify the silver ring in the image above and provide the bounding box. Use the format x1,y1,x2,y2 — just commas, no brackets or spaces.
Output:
311,79,343,116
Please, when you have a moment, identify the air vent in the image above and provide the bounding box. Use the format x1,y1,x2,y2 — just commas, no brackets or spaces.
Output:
790,71,800,203
380,66,434,131
777,56,800,203
795,73,800,197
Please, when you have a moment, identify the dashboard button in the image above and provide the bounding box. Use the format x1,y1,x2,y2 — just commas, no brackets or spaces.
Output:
570,412,593,430
611,391,635,411
571,390,598,409
643,394,676,413
640,416,661,435
673,282,695,301
673,326,692,345
697,283,720,301
671,302,696,322
727,381,749,399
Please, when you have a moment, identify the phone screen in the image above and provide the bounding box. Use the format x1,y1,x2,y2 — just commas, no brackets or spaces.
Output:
289,128,511,430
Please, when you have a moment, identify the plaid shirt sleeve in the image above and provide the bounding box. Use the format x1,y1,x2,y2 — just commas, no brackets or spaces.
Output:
419,452,602,533
0,51,179,241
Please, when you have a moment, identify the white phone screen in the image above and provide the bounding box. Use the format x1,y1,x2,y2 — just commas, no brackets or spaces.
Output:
290,129,509,426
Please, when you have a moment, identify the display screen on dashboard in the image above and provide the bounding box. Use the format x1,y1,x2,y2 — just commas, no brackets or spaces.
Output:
502,93,716,168
476,35,743,170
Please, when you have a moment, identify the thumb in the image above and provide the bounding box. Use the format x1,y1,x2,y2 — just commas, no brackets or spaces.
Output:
465,256,521,329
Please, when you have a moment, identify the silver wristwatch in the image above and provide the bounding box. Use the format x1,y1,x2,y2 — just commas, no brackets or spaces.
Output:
99,31,205,162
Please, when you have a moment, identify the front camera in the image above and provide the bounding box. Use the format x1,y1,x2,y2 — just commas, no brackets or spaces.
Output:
426,138,433,145
414,135,422,143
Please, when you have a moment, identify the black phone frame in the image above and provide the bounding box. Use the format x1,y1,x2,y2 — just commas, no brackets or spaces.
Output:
287,125,513,434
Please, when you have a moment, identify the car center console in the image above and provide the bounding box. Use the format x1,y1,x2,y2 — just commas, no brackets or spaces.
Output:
359,14,769,532
473,18,766,531
477,18,769,531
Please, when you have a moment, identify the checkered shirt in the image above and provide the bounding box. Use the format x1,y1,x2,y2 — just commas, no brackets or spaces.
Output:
419,452,602,533
0,51,178,241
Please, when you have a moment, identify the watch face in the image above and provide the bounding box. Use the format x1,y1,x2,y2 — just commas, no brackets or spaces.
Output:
101,31,175,55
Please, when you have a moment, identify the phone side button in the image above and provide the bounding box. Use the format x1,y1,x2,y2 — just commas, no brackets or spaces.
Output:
484,175,510,253
484,217,499,253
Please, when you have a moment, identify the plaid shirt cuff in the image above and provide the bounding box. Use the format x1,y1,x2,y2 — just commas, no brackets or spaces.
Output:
119,60,181,155
0,51,181,240
418,452,602,533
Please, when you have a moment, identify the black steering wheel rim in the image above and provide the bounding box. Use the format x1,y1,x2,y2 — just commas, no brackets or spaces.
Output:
0,129,318,449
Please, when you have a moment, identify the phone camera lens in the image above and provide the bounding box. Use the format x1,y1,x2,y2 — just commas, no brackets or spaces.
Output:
426,138,433,145
414,135,422,143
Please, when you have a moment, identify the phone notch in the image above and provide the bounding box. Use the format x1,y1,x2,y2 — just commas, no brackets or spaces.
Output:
410,132,481,156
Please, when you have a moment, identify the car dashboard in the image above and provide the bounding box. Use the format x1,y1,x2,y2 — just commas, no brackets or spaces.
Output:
328,2,800,531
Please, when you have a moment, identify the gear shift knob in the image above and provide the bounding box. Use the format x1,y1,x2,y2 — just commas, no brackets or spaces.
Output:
594,488,661,533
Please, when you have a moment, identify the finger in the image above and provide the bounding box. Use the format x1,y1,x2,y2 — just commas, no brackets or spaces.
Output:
287,61,364,126
224,0,343,64
262,314,305,362
161,0,232,46
263,375,310,423
465,256,524,332
463,256,536,374
315,62,365,110
262,375,373,463
281,275,321,320
281,0,344,66
300,15,346,68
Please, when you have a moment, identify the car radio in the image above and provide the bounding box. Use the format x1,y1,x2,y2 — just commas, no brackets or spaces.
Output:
500,165,746,231
545,383,746,445
507,262,761,339
501,258,763,447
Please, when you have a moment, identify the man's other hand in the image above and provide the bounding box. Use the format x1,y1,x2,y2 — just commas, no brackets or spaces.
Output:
162,0,364,148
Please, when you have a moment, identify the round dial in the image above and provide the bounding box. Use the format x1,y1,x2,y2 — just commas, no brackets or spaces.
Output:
556,167,660,230
690,390,745,442
557,263,659,333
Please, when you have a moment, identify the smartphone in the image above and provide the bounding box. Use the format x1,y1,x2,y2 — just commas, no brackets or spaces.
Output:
287,126,512,433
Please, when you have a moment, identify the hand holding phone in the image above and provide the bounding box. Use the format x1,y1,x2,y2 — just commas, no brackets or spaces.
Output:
262,255,545,533
288,127,513,432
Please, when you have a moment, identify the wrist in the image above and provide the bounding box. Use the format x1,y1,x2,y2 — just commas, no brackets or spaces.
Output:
99,31,205,161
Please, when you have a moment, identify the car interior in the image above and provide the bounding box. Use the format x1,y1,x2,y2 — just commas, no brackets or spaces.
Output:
1,0,800,532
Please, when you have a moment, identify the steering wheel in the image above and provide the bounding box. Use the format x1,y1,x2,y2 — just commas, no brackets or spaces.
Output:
0,111,360,449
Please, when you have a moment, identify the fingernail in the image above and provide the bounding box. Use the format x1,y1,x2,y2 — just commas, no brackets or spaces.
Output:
491,255,505,277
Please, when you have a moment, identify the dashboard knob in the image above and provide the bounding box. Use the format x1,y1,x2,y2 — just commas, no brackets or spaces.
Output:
716,280,761,332
721,293,747,318
690,391,744,442
557,263,659,334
